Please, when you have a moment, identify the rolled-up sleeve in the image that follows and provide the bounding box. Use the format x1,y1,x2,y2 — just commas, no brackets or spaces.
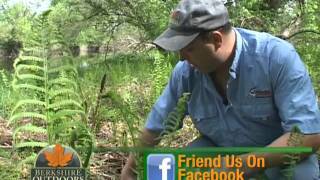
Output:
270,43,320,134
145,62,187,132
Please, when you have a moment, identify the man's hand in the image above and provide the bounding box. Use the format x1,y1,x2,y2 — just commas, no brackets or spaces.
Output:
121,128,161,180
121,158,137,180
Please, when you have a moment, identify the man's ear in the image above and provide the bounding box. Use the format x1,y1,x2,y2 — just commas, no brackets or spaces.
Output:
211,31,223,50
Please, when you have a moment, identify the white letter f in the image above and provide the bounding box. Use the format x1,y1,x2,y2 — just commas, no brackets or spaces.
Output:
159,157,171,180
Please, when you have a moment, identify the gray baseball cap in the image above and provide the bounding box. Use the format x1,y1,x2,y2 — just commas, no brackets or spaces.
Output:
153,0,229,51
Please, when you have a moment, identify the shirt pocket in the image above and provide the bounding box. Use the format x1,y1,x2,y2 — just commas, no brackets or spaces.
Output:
235,103,282,146
238,103,278,123
189,105,222,141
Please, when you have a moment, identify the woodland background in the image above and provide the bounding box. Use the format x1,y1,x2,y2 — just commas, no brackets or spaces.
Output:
0,0,319,179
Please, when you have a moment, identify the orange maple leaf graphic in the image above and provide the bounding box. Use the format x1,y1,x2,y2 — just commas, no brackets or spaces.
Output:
43,144,73,167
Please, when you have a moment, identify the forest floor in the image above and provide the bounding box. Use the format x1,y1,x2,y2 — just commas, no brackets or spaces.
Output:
0,116,198,179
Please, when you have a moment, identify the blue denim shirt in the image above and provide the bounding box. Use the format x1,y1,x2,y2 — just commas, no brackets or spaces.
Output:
145,28,320,147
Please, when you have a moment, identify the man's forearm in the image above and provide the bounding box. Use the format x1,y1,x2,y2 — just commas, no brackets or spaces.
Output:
240,133,320,176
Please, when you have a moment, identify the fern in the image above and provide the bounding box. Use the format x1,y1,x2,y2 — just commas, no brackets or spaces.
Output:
17,55,44,63
16,74,45,81
11,99,46,114
48,77,78,88
151,51,172,99
14,142,48,149
12,83,46,93
48,65,78,74
48,100,83,109
9,12,94,174
9,112,47,124
0,70,9,88
157,92,191,140
10,49,92,169
50,89,81,99
104,91,141,146
15,64,44,73
13,124,47,140
69,121,94,168
282,126,304,179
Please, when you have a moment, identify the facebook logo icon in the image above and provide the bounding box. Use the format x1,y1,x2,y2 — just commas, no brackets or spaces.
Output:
147,154,175,180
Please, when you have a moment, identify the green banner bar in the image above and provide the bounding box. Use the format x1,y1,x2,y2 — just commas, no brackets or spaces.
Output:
94,147,312,153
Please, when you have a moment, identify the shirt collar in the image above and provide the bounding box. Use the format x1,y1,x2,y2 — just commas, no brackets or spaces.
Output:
229,28,243,79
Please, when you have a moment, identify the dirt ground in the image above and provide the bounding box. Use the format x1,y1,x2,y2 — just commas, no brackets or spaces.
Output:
0,117,198,180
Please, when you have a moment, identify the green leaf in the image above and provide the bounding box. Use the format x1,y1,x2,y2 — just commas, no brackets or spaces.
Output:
16,74,45,81
15,64,44,73
19,56,45,63
49,89,81,100
51,109,85,120
18,153,37,166
9,112,47,124
48,77,78,89
13,124,47,141
49,100,83,109
158,92,191,139
48,65,77,74
11,99,46,115
14,142,48,149
12,84,46,93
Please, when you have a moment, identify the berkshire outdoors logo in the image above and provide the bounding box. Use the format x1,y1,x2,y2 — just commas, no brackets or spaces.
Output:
31,144,86,180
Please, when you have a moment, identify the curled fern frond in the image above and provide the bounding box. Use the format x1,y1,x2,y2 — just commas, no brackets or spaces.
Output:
157,92,191,140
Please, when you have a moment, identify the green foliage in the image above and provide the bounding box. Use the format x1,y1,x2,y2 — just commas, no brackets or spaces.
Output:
0,69,13,118
103,90,141,146
0,161,20,180
157,92,191,141
282,126,304,179
151,51,173,99
88,73,107,133
227,0,320,95
0,0,319,179
10,49,93,168
69,121,94,168
66,0,177,40
0,70,9,88
0,2,33,44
